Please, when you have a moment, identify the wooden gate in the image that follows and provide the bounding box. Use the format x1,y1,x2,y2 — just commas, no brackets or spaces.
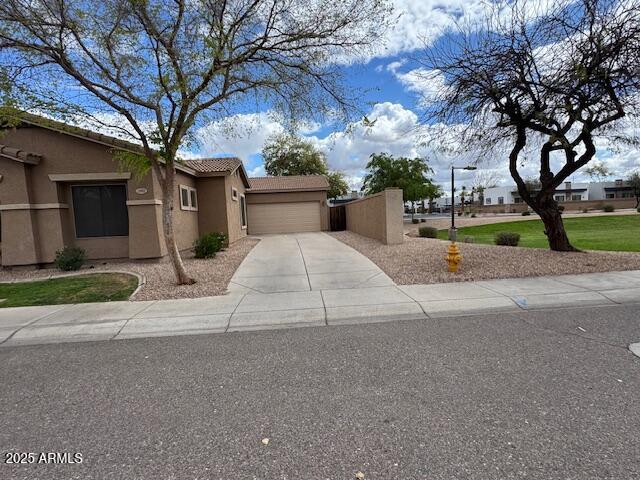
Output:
329,205,346,231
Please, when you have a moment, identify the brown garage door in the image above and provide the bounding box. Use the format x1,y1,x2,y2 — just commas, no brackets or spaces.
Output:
248,202,321,234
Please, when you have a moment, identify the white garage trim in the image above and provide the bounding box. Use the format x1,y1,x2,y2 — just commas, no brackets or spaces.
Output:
248,201,321,234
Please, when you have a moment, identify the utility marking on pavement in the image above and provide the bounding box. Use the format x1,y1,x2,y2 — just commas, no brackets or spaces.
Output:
513,296,528,308
629,342,640,359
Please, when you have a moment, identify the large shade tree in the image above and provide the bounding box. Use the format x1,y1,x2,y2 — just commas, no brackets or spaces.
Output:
422,0,640,251
262,132,349,198
361,153,436,218
0,0,391,283
263,133,328,176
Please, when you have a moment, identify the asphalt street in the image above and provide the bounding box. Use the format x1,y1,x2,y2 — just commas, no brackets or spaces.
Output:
1,304,639,480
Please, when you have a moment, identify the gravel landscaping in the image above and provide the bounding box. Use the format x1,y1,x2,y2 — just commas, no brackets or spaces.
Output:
0,237,259,301
330,230,640,285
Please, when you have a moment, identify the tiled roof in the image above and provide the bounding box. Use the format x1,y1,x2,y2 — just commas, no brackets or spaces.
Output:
182,157,242,173
0,144,42,165
249,175,329,192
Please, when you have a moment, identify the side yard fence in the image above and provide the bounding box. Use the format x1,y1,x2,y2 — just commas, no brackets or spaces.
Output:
330,188,404,245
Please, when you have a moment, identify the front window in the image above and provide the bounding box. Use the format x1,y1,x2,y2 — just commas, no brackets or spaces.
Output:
571,194,582,201
72,185,128,238
555,195,565,202
498,197,504,204
240,195,247,228
606,193,615,199
485,198,492,204
179,185,198,211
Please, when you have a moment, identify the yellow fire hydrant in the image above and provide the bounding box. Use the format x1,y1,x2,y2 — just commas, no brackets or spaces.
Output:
446,242,462,273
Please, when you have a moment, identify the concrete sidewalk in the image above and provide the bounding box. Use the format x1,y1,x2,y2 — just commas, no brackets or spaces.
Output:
1,270,639,347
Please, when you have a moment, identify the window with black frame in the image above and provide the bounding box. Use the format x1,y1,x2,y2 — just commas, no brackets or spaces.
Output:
72,185,129,238
240,195,247,228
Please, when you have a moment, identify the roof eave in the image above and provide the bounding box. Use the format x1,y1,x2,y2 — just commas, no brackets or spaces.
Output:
13,115,197,176
247,187,329,194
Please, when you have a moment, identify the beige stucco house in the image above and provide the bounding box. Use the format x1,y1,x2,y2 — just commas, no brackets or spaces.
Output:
0,115,329,267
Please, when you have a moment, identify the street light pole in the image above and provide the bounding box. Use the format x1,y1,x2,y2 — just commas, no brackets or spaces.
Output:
448,165,477,241
451,166,455,235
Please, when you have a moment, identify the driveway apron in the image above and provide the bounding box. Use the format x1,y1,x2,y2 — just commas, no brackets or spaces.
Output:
228,232,394,294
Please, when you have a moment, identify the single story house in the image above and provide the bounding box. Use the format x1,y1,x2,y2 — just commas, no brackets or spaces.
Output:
0,114,329,267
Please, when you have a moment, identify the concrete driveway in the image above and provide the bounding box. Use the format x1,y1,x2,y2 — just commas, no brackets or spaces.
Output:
228,232,394,294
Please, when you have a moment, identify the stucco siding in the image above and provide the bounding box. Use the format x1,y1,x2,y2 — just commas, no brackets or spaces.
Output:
345,189,403,245
0,125,164,265
173,171,199,250
195,176,228,238
225,173,248,243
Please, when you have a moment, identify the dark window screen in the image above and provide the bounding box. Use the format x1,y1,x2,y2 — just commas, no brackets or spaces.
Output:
240,196,247,227
72,185,129,237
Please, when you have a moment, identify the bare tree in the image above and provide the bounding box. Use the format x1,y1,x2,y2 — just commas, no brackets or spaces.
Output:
584,161,613,181
472,170,502,205
0,0,391,283
421,0,640,251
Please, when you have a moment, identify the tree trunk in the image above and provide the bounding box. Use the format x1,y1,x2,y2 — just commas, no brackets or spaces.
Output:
536,196,579,252
161,167,196,285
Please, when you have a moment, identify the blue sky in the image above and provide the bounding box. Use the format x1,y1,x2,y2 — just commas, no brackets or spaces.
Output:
188,0,638,194
32,0,636,193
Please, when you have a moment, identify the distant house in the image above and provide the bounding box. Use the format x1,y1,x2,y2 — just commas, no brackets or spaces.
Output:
482,180,631,206
0,114,329,266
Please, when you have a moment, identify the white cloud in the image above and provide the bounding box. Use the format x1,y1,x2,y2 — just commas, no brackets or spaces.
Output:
389,65,449,106
196,112,285,161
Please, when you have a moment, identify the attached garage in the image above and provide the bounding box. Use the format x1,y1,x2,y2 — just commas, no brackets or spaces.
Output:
246,175,330,235
248,201,321,234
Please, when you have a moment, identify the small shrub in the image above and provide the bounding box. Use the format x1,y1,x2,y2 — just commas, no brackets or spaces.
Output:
603,204,615,212
637,206,640,213
582,208,589,213
463,235,475,243
411,218,419,224
194,232,228,259
457,211,463,216
558,205,565,212
471,213,476,218
54,246,86,271
521,210,531,216
420,218,426,223
418,226,438,238
495,231,521,246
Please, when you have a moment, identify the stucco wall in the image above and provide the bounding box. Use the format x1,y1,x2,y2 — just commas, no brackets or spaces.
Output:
173,171,200,250
345,188,404,245
0,125,165,265
195,176,228,238
225,173,248,243
246,190,329,231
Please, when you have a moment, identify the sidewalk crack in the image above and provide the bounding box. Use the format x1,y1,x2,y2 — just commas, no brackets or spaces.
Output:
225,293,247,333
295,237,312,291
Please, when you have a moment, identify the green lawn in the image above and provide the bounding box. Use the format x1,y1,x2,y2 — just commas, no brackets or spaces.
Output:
437,214,640,252
0,273,139,308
